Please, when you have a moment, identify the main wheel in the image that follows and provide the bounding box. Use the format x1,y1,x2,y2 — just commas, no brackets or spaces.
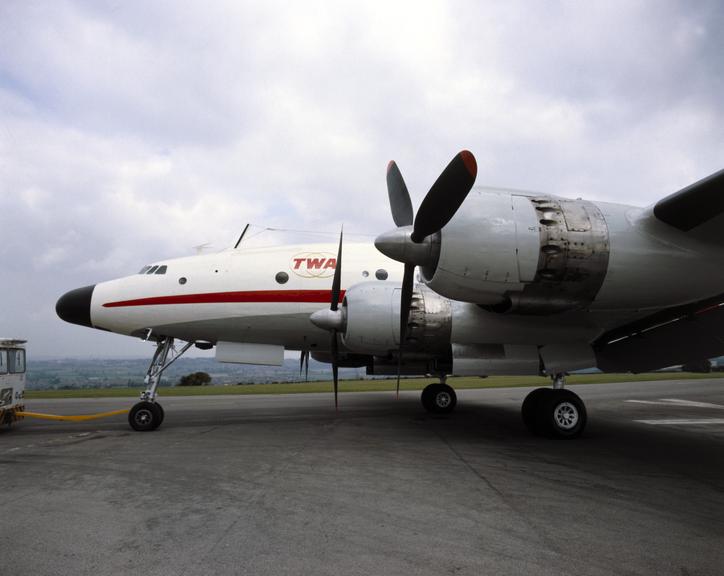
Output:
421,383,457,414
129,401,163,432
521,388,552,434
421,384,436,411
536,389,587,439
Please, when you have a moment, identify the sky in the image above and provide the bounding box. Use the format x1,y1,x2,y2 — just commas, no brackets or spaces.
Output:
1,0,723,358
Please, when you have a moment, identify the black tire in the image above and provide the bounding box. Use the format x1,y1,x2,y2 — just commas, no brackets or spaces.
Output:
521,388,552,434
422,383,457,414
536,389,587,439
421,384,437,412
128,401,162,432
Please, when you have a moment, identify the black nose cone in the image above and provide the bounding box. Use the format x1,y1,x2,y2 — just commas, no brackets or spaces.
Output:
56,285,95,327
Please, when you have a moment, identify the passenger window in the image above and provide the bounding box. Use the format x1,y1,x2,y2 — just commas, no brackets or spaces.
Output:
155,265,167,275
9,349,25,374
146,265,159,274
138,266,151,274
375,269,388,280
0,350,7,375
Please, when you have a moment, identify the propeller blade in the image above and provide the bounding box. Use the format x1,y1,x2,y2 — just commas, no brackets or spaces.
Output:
396,263,415,398
331,331,339,411
299,350,305,378
411,150,477,243
331,227,343,311
305,351,309,382
386,161,414,227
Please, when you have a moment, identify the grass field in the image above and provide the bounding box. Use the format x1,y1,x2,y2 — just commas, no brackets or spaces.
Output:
24,372,724,399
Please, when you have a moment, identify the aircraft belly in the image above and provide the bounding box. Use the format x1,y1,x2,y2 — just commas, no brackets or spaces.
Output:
147,312,329,350
95,302,305,338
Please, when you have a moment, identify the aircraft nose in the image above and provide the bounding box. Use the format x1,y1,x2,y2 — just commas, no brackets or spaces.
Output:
56,285,95,327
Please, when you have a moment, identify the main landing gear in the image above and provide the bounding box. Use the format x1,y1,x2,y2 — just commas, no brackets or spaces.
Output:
521,373,587,438
421,376,457,415
129,337,192,432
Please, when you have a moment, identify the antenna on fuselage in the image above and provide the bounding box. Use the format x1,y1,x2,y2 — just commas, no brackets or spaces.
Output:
234,223,250,249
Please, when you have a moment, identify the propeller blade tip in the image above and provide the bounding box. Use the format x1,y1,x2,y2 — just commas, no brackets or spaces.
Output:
460,150,477,178
387,160,396,174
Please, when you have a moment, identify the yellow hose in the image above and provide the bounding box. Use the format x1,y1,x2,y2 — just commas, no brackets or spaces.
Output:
15,409,129,422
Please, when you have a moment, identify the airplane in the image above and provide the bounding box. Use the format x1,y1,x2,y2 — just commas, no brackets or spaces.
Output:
56,151,724,438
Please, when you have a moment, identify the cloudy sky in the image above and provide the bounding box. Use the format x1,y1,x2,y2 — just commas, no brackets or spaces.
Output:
1,0,723,358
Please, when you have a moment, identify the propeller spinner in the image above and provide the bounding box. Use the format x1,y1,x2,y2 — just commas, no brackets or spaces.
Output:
376,151,477,395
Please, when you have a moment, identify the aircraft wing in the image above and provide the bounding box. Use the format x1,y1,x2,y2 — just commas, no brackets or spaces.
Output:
594,292,724,373
653,168,724,241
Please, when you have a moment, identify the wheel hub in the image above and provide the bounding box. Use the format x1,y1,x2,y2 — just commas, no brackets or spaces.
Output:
134,409,153,426
553,401,579,430
435,391,451,408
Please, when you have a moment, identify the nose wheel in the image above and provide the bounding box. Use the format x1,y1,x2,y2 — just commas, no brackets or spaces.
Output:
522,386,587,438
129,401,164,432
421,382,457,414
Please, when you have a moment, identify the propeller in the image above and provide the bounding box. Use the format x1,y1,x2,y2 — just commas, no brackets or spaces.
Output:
299,349,310,381
378,151,477,396
330,228,343,410
309,228,345,410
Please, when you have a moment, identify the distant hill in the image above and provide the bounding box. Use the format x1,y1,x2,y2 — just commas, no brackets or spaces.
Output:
26,357,365,390
25,356,724,390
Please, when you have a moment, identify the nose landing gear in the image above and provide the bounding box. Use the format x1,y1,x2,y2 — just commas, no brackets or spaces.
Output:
129,337,192,432
521,373,587,438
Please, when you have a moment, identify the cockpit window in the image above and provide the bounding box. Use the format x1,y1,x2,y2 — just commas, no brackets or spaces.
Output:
155,265,167,275
139,266,151,274
146,265,159,274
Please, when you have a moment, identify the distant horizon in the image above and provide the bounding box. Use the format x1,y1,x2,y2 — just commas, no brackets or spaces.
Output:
27,350,304,362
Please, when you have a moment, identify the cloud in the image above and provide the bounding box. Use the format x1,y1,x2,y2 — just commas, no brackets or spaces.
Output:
1,0,723,356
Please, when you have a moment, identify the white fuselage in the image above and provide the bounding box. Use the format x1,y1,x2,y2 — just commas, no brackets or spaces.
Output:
91,243,404,351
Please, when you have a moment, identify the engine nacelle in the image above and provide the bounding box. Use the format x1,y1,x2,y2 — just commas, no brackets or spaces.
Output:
341,283,452,357
422,190,610,314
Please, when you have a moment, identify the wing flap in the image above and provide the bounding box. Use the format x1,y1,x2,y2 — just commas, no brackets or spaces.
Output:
594,294,724,372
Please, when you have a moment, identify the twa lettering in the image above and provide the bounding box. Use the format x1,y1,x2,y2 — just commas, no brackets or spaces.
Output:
293,258,336,270
291,252,337,278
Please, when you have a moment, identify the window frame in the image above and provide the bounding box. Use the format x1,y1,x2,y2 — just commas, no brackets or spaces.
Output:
8,348,25,374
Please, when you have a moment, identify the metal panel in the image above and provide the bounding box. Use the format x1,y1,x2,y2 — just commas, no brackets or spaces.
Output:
452,343,540,375
216,341,284,366
512,195,540,282
506,197,610,314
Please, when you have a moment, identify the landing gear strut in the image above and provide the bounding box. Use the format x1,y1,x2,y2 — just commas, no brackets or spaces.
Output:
129,337,193,432
521,373,587,438
421,376,457,414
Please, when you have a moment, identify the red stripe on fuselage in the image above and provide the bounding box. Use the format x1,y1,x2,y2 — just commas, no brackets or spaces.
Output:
102,290,346,308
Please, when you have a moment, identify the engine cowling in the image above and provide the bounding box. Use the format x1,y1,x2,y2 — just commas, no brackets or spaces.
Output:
340,282,452,357
421,190,610,314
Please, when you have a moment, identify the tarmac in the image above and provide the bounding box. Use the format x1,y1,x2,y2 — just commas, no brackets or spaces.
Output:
2,378,724,576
